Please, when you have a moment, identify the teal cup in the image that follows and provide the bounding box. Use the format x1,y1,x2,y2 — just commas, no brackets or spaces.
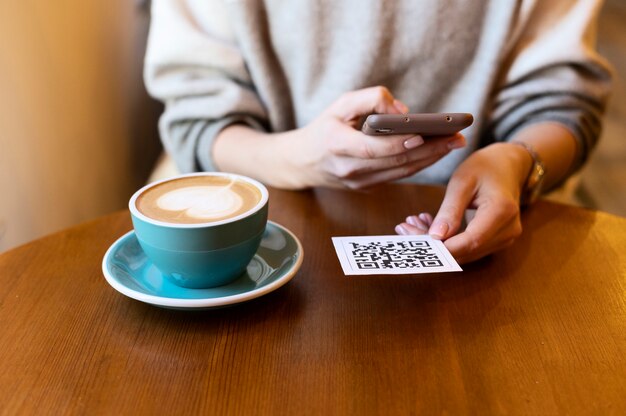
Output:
129,173,269,288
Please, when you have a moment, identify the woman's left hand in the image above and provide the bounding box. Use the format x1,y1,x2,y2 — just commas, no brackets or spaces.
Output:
395,142,534,264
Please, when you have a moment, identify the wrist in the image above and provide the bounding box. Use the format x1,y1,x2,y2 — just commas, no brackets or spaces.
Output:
480,142,535,200
509,141,546,206
214,125,312,190
271,130,314,189
506,122,577,191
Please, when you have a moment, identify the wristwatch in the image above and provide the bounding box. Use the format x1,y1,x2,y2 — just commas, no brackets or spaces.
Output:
511,141,546,206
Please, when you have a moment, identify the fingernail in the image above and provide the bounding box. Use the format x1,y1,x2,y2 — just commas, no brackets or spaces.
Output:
406,216,427,230
404,136,424,149
406,215,419,226
393,99,409,114
418,213,433,225
447,136,466,150
395,224,409,235
429,222,449,239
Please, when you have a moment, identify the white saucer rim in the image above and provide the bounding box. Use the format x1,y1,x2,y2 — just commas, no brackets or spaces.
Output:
102,220,303,308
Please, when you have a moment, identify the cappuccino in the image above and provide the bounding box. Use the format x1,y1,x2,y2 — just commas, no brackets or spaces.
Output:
136,175,262,224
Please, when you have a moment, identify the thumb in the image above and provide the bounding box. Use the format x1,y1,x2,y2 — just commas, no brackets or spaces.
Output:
326,86,409,121
429,177,476,240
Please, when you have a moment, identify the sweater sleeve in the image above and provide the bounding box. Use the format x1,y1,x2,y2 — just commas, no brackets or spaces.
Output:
489,0,613,172
143,0,268,173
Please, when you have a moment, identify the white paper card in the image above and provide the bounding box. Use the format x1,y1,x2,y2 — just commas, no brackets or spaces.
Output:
332,235,462,275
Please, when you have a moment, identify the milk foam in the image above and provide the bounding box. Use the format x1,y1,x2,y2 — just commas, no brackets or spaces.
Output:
156,185,244,220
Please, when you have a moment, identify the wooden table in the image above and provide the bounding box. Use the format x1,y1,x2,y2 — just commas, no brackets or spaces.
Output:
1,184,625,415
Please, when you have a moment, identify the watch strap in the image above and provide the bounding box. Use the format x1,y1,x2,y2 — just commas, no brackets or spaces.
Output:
510,141,546,206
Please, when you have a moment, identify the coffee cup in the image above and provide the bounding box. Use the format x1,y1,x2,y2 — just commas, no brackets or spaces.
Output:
129,172,268,288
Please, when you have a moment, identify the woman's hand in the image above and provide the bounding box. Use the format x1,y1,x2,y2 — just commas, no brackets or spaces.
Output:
213,86,465,189
396,142,534,264
282,86,466,189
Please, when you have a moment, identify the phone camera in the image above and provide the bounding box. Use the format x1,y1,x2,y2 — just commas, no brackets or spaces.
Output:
445,116,452,122
404,116,410,122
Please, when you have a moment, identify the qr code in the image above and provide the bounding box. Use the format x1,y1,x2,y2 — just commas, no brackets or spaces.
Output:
349,240,443,270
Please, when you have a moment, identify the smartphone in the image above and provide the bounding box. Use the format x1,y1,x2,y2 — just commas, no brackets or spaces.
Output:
361,113,473,136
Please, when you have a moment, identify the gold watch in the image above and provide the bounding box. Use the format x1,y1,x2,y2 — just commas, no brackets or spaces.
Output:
511,141,546,206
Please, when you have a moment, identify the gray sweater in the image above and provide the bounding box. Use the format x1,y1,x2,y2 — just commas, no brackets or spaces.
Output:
145,0,612,184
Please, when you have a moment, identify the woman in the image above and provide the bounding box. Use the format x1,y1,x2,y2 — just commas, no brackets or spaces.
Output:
144,0,612,263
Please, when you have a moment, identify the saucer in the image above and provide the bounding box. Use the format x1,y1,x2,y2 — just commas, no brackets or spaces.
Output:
102,221,303,310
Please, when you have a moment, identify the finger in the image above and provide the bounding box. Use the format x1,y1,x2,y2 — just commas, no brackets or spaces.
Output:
393,99,409,114
428,174,478,240
444,199,521,262
329,123,422,159
326,86,406,121
333,133,464,176
405,215,430,232
406,213,434,231
449,231,516,265
395,222,428,236
341,141,464,188
341,153,447,188
333,143,442,179
418,212,434,225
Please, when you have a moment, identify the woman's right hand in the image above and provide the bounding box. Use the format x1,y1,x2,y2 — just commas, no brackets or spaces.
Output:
214,86,466,189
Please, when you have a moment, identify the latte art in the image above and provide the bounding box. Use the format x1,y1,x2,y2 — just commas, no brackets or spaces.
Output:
136,175,263,224
156,185,244,220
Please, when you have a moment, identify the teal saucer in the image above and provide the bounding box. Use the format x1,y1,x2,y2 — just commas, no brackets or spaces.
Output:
102,221,303,309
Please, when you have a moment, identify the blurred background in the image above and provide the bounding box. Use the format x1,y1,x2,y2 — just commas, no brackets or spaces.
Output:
0,0,624,253
0,0,163,253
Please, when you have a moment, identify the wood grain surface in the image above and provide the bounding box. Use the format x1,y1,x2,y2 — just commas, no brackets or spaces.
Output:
0,184,625,415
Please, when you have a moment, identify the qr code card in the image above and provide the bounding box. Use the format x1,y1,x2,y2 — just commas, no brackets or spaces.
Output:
332,235,462,275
